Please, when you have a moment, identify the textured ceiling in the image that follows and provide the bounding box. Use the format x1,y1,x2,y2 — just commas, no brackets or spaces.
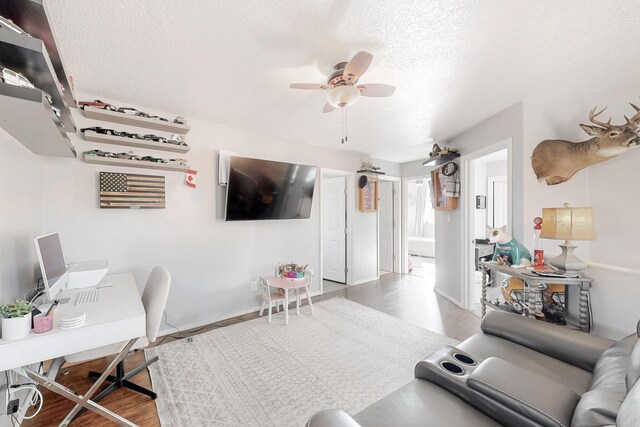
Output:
46,0,640,163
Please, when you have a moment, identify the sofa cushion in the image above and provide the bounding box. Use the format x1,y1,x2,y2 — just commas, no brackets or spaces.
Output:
306,409,362,427
591,334,637,388
570,334,637,427
617,379,640,427
352,379,500,427
626,339,640,391
481,310,614,372
468,357,580,427
457,333,592,394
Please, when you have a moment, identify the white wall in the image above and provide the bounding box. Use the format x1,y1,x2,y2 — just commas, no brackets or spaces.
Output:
0,128,43,305
410,103,524,304
0,129,45,423
522,82,640,338
0,93,395,331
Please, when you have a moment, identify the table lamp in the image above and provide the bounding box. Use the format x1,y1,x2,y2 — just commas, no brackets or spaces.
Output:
540,203,596,273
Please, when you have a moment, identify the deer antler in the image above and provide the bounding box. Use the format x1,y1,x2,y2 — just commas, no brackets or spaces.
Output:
589,106,613,130
625,102,640,125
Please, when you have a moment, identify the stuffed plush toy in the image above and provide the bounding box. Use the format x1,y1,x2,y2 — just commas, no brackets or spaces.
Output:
487,225,532,269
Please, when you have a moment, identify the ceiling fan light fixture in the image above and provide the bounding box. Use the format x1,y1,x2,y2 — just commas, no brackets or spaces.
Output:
327,86,360,109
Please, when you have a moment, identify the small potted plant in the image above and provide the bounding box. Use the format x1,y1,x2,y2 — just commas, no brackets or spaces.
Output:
0,299,34,340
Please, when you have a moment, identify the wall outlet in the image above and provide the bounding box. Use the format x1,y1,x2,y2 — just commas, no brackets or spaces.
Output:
250,280,257,292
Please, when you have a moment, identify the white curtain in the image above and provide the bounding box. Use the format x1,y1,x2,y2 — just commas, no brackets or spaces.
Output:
413,182,429,236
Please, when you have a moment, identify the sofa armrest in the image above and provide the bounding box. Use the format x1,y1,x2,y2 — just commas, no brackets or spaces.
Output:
306,409,361,427
467,357,580,427
482,310,614,371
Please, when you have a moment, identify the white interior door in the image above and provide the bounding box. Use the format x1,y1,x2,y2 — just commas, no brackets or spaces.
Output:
322,176,346,283
378,181,394,273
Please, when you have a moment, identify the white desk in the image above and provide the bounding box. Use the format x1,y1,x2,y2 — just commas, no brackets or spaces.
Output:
2,273,146,426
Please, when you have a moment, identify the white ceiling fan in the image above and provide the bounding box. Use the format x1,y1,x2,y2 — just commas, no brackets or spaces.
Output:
290,51,396,113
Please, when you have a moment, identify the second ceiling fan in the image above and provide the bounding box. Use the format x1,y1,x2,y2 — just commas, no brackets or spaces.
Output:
290,51,396,113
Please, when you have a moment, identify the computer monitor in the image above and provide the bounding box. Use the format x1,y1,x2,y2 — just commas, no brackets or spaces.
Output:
34,232,67,301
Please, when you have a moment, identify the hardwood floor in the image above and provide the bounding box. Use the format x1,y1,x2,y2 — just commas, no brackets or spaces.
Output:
24,273,479,426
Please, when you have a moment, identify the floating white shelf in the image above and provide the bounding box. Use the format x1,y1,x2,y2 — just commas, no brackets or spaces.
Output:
83,154,190,172
0,26,75,130
0,0,77,107
82,131,191,154
83,106,191,134
0,82,75,157
422,152,460,166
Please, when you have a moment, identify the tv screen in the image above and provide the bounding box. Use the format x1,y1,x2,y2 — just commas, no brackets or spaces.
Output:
225,156,317,221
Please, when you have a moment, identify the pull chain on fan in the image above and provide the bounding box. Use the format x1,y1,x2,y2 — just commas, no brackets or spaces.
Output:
341,107,348,144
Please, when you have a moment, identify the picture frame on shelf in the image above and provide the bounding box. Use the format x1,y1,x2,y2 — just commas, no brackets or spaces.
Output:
359,177,378,212
431,169,457,211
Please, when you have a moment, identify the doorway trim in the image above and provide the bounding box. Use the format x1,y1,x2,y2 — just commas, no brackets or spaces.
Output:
319,168,355,294
460,138,513,310
376,175,402,278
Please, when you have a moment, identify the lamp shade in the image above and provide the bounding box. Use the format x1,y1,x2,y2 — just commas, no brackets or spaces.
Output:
327,86,361,108
540,206,596,241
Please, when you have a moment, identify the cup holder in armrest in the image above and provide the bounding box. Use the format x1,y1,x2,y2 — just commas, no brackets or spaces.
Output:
441,361,465,375
453,353,476,366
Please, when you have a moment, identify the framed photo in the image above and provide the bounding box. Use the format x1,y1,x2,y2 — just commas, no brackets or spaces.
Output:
431,169,457,211
359,178,378,212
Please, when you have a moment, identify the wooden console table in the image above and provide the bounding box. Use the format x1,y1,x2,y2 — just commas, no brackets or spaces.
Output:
480,261,592,332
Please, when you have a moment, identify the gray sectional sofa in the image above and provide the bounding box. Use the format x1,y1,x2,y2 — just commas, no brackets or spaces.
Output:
307,310,640,427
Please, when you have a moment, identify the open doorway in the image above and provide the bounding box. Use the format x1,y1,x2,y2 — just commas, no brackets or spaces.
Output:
404,177,436,278
378,180,395,276
463,141,512,315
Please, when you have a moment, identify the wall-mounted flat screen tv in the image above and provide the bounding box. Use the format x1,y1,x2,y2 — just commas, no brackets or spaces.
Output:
225,156,317,221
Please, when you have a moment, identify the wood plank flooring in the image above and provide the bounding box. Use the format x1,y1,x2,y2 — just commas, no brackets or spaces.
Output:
23,273,480,426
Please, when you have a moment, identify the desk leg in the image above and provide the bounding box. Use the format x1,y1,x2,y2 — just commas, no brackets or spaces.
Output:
579,285,590,332
13,339,138,427
284,289,289,325
61,338,138,426
481,266,487,317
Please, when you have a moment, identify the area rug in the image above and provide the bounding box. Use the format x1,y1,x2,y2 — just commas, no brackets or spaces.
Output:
145,297,458,427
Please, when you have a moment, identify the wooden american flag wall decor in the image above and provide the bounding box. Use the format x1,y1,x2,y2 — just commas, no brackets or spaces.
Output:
99,172,165,209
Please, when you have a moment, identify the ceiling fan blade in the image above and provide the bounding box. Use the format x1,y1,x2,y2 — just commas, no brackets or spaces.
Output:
343,51,373,82
357,83,396,97
323,103,336,113
290,83,329,90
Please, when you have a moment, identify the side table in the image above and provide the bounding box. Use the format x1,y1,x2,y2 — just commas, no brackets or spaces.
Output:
480,261,592,332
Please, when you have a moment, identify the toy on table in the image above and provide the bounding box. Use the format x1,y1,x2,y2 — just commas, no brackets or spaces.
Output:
487,225,532,268
533,217,545,269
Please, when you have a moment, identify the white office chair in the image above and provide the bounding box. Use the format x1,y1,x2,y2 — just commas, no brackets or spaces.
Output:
64,266,171,406
258,276,285,323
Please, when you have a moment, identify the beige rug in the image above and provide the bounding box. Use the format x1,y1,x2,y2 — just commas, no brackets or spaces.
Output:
146,297,457,427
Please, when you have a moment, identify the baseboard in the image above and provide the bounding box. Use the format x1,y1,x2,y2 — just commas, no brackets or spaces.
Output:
352,276,379,286
433,286,463,308
159,290,323,337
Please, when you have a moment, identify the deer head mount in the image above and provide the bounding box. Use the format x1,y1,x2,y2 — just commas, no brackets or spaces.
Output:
532,104,640,185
